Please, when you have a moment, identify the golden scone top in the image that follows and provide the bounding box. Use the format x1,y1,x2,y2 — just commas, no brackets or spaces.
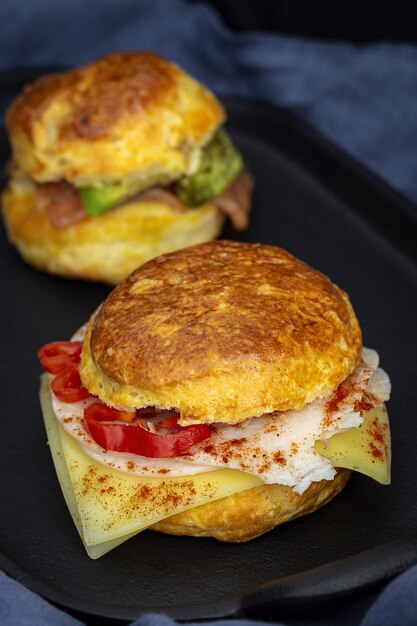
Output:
6,51,225,185
8,52,178,142
80,241,362,424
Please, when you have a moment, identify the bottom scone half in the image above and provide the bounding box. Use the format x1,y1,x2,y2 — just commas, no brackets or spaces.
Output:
151,469,352,542
37,241,392,558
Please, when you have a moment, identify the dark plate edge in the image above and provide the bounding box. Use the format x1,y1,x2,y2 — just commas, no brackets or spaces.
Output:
239,533,417,618
2,534,417,621
223,97,417,265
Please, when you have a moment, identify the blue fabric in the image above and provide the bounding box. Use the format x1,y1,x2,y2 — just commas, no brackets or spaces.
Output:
1,1,417,624
1,0,417,205
2,565,417,625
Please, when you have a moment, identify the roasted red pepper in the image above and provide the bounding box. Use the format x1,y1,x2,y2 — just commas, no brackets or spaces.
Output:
84,403,211,457
83,401,136,423
51,366,91,403
39,340,210,456
38,341,82,374
159,416,181,429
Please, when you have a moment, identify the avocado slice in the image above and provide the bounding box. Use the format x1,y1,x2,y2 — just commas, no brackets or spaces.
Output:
79,183,131,217
79,128,243,216
176,128,244,207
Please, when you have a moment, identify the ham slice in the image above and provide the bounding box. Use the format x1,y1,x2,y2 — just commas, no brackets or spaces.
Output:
35,170,254,230
35,181,87,229
213,170,254,231
133,187,187,213
135,171,254,230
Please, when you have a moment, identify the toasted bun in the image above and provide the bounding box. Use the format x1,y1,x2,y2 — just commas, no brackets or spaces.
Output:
2,183,224,285
80,241,362,422
6,51,225,186
151,468,351,541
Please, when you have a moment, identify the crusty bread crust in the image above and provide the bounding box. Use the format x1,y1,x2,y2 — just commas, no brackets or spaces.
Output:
81,241,362,422
6,52,225,185
151,468,351,541
2,183,224,285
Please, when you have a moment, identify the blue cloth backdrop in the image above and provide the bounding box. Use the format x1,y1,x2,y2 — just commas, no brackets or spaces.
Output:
1,1,417,625
1,0,417,204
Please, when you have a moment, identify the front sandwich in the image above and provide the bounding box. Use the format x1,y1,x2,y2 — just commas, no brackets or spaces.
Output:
38,241,391,557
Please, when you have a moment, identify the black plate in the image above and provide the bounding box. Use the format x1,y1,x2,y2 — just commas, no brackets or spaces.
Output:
1,99,417,623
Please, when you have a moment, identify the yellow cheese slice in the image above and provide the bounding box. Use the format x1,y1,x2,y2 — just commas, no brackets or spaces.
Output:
40,375,391,558
40,376,262,558
314,404,391,484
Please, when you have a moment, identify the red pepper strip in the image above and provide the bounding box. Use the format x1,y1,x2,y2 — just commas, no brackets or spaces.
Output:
84,402,136,423
51,366,92,403
159,416,181,429
38,341,82,374
84,408,211,458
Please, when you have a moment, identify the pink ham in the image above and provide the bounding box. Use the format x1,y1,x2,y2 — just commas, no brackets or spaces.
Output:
35,181,87,229
35,170,254,230
213,170,254,231
134,187,187,212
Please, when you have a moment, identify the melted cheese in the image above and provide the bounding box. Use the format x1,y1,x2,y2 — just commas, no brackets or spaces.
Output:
315,404,391,484
40,375,261,557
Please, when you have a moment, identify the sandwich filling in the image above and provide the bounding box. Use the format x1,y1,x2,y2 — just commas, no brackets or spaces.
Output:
27,128,253,231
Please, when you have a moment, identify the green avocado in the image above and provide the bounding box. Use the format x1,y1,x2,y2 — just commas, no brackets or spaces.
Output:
79,183,131,217
79,128,243,216
176,128,244,207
